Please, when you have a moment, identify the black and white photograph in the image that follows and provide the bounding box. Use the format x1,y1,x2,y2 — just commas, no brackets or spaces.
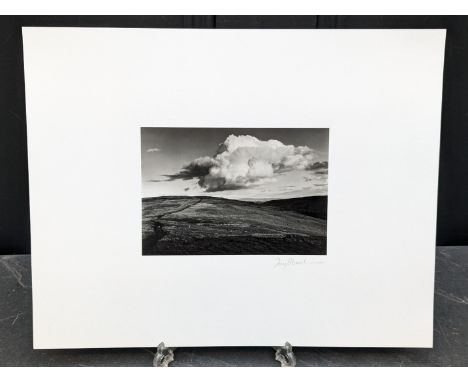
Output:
16,23,450,355
141,128,329,256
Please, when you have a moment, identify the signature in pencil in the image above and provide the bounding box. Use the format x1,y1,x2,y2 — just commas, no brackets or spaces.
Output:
274,257,312,268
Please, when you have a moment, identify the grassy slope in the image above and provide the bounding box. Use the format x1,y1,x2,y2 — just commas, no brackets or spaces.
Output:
262,195,328,220
142,196,327,256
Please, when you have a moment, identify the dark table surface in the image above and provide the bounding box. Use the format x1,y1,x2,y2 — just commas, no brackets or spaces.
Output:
1,247,467,367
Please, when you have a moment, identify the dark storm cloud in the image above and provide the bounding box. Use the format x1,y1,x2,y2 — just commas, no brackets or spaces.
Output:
306,161,328,171
164,156,216,181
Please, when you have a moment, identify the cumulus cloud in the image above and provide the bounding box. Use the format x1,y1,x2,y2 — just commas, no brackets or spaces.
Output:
164,134,327,192
147,148,161,153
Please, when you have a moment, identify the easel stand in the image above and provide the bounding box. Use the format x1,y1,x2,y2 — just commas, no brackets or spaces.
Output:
273,342,297,367
153,342,175,367
152,342,297,367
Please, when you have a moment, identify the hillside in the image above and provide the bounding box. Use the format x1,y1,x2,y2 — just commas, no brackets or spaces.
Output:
262,195,328,220
142,196,327,256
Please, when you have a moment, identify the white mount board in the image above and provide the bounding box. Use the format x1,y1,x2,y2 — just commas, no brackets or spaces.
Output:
23,28,446,348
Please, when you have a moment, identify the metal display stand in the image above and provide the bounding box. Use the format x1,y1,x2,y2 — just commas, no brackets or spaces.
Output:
152,342,297,367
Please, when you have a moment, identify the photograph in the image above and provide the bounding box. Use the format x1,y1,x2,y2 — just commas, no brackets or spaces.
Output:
141,128,329,256
15,20,453,360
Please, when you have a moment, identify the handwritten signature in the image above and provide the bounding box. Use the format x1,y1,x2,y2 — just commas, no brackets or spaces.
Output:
274,257,312,268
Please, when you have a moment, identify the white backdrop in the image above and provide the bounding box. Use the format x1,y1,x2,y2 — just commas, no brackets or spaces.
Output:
23,28,445,348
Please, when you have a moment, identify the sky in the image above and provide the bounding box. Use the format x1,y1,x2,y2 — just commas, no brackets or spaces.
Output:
141,128,329,200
